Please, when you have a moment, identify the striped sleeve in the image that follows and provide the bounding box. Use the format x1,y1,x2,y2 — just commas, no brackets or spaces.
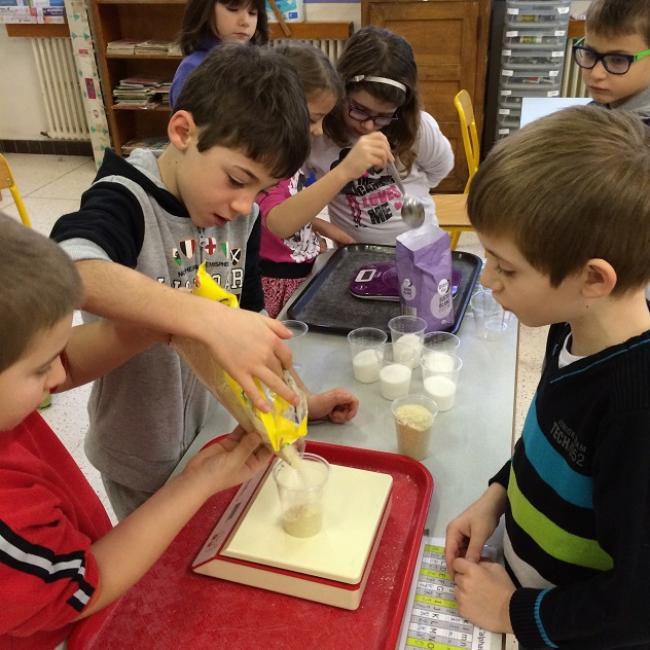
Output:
0,491,100,637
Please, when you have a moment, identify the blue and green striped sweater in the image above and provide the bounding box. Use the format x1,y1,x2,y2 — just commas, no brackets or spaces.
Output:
491,323,650,649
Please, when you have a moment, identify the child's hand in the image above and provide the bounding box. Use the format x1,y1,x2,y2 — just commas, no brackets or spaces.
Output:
307,388,359,423
445,483,507,578
338,132,393,181
185,427,272,493
195,300,298,411
452,558,515,633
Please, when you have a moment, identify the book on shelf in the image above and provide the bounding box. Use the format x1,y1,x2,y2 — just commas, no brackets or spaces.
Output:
106,39,140,55
121,136,169,156
107,39,180,57
134,39,175,55
113,74,172,110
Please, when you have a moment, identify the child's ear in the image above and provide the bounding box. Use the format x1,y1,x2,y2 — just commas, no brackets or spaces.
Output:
167,110,197,152
580,258,617,299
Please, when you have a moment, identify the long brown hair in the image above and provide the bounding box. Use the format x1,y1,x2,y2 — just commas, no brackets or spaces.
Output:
272,42,343,101
323,26,420,175
179,0,269,55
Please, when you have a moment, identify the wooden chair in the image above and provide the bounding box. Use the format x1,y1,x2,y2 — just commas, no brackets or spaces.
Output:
0,154,31,227
435,194,472,249
435,90,479,249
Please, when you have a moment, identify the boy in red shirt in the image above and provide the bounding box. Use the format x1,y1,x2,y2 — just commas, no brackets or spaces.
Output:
0,214,272,648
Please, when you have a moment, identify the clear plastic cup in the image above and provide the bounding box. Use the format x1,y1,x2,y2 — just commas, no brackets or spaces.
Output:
280,319,309,371
421,353,462,411
379,363,412,400
347,327,387,384
469,290,511,341
272,452,329,538
391,394,439,460
422,331,461,364
388,315,427,369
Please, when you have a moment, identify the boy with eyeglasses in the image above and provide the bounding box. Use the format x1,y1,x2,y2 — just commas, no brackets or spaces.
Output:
573,0,650,125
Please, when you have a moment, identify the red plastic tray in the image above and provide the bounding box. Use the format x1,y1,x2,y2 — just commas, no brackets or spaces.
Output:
71,441,433,650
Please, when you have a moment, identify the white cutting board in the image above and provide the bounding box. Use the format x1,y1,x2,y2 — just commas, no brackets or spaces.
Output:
223,463,393,584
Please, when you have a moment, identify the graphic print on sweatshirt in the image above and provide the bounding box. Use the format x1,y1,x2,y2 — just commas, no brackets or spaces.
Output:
330,147,403,230
285,172,321,264
161,234,243,292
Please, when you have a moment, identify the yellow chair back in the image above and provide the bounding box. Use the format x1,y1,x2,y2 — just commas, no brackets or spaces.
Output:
0,154,31,227
453,90,480,193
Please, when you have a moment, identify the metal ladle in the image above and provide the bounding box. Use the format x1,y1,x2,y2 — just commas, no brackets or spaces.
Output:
387,160,425,229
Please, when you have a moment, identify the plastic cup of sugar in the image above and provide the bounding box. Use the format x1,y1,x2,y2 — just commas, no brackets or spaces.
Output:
347,327,388,384
273,453,330,538
379,363,412,400
391,394,439,460
388,315,427,369
469,290,511,341
421,353,462,411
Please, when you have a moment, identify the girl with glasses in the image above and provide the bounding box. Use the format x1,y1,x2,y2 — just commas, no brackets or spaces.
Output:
307,26,454,245
573,0,650,125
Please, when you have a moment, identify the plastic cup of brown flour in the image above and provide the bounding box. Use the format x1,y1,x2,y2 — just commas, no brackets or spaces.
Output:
391,394,439,460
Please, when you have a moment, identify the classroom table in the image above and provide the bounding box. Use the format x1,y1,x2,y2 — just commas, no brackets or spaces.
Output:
182,254,519,540
90,252,519,649
168,261,519,649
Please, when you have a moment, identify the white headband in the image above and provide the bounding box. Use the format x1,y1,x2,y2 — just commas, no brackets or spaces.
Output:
349,75,408,93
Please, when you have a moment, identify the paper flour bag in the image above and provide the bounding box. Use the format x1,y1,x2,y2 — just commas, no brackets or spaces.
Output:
395,225,454,331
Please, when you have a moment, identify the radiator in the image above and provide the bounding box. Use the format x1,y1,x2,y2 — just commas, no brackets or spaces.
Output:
30,37,90,141
561,38,589,98
270,38,346,64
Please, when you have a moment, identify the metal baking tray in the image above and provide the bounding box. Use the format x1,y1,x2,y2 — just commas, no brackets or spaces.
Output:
287,244,482,335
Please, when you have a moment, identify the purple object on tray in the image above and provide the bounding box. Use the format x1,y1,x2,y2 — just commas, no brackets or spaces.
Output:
349,261,460,301
287,244,481,335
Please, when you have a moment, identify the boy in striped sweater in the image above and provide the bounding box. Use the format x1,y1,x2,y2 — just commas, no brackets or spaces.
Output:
444,106,650,649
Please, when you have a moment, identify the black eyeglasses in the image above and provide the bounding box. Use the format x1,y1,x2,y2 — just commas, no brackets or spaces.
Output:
572,37,650,75
347,100,399,128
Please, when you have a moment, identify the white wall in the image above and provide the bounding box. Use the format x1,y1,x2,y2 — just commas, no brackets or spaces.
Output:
0,28,50,140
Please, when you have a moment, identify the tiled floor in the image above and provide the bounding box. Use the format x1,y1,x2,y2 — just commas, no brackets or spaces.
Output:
2,153,546,646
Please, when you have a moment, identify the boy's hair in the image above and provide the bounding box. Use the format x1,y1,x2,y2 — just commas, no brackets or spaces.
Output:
323,26,421,174
586,0,650,47
467,106,650,293
273,42,343,103
174,43,310,180
0,213,82,372
179,0,269,54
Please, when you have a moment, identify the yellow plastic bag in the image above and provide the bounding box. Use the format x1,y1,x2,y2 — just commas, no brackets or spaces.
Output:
172,263,308,454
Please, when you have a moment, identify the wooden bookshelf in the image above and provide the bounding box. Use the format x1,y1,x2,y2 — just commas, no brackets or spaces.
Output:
90,0,354,154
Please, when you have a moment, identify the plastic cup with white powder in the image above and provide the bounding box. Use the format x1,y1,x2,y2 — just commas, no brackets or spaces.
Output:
391,394,439,460
380,363,412,400
388,315,427,369
347,327,388,384
421,353,462,411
